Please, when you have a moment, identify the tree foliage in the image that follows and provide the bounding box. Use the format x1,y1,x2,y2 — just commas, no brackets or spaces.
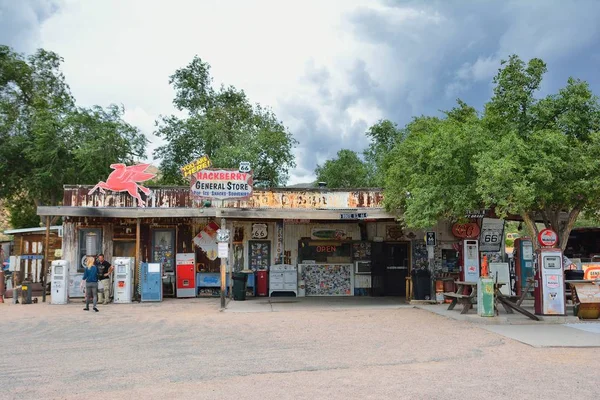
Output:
0,46,146,228
154,56,297,188
383,55,600,249
314,149,370,188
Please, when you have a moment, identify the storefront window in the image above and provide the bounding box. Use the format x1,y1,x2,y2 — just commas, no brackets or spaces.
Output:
298,239,353,263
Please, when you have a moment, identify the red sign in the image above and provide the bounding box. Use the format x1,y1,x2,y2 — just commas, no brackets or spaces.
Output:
316,246,337,253
89,163,156,207
451,223,481,239
537,228,558,247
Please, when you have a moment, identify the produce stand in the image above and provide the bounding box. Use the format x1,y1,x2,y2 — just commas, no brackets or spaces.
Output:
566,279,600,319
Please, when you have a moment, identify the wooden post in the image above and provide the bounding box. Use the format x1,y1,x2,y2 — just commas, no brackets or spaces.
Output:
220,217,226,309
42,216,51,303
135,218,141,301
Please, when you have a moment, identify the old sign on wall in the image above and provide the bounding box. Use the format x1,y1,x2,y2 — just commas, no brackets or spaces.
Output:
89,163,156,207
181,155,212,178
190,169,253,200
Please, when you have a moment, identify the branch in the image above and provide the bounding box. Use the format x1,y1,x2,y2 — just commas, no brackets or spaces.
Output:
522,212,540,250
559,208,580,251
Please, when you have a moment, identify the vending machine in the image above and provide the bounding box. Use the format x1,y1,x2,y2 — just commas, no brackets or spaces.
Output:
141,262,163,302
50,260,69,305
460,240,480,283
176,253,196,298
113,257,134,303
534,248,566,316
513,238,534,296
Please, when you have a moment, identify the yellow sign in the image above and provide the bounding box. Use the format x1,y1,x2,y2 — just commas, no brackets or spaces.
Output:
181,156,212,178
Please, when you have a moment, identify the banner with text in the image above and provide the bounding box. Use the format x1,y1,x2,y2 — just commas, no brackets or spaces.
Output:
191,169,253,200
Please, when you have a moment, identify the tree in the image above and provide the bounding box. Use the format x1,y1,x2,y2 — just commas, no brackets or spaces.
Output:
154,56,297,187
363,119,402,186
314,149,370,188
383,54,600,250
477,57,600,249
384,103,484,227
0,46,146,227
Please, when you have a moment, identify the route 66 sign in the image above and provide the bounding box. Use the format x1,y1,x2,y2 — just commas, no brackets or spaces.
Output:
239,162,251,173
216,228,230,243
252,223,268,239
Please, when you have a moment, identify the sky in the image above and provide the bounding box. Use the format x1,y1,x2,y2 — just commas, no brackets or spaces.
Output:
2,0,600,185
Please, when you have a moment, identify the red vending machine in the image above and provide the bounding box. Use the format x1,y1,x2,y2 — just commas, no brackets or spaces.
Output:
176,253,196,298
256,270,268,296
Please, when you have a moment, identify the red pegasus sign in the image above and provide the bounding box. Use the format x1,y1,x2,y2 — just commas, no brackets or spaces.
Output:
89,163,156,206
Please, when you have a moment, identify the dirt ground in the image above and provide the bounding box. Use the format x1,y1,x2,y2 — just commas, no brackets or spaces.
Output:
1,299,599,400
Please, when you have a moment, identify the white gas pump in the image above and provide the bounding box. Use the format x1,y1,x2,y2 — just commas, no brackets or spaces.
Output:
113,257,134,303
50,260,69,305
461,240,480,283
534,248,566,316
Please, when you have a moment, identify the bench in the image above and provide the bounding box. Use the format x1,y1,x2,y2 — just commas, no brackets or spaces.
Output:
444,290,476,314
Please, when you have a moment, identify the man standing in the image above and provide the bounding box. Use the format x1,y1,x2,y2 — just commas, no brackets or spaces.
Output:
96,254,113,305
83,257,99,312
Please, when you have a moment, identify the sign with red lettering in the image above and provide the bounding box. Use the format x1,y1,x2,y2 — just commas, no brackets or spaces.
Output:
538,228,558,247
191,169,253,200
451,223,481,239
316,246,337,253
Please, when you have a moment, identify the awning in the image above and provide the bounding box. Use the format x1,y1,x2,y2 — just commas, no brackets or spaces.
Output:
37,206,395,221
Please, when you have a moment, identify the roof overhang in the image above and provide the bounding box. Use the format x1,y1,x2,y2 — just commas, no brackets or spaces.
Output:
4,225,62,235
37,206,395,221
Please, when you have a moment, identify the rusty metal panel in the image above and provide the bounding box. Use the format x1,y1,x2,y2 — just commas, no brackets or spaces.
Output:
64,186,384,209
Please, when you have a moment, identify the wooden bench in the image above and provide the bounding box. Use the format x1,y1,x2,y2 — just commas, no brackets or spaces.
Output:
444,290,476,314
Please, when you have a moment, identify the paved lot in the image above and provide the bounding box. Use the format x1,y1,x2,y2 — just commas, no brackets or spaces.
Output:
2,298,600,399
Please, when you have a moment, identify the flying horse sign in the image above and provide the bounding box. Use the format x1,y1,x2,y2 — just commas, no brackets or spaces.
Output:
89,163,157,207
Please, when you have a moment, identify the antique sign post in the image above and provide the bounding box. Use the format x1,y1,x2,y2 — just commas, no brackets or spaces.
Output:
216,224,230,309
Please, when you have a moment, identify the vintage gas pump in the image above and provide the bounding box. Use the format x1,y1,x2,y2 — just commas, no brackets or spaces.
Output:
50,260,69,305
460,240,480,283
176,253,196,298
113,257,134,303
513,237,534,296
534,229,566,316
141,262,163,302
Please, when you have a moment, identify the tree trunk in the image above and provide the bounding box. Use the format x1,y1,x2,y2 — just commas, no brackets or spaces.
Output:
559,208,580,251
522,212,540,250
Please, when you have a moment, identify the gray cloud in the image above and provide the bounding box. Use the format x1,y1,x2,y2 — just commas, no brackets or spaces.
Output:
0,0,62,51
280,0,600,181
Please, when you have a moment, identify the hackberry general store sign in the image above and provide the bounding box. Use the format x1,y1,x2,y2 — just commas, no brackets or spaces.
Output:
191,169,253,200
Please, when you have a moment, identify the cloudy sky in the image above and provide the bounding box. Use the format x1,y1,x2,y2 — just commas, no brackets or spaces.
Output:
2,0,600,184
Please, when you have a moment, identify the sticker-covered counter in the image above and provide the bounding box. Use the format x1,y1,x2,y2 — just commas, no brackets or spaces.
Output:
299,263,354,296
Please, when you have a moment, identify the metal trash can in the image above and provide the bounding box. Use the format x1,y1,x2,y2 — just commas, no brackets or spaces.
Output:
21,281,33,304
232,272,248,301
411,269,431,300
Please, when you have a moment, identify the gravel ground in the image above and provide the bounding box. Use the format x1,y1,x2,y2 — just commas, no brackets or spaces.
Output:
1,299,599,400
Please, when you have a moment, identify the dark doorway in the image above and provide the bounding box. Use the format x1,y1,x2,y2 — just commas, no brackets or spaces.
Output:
382,242,410,296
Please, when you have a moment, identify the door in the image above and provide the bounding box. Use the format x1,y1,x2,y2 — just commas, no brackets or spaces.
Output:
371,242,385,296
383,243,410,296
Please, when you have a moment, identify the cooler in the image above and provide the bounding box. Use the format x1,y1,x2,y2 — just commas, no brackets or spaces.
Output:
256,270,268,296
176,253,196,298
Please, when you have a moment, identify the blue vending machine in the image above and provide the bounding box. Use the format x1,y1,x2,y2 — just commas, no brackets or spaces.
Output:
141,262,163,302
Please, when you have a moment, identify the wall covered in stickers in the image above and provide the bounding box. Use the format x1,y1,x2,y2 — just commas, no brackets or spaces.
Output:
300,263,354,296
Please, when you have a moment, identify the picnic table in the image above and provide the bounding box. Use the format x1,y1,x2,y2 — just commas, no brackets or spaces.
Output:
444,278,539,321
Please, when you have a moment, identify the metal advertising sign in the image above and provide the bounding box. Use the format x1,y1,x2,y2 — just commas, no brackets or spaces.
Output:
479,218,504,252
180,155,212,178
190,169,253,200
89,163,156,207
451,223,481,239
537,228,558,248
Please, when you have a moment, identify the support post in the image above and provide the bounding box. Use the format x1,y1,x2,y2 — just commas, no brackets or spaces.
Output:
42,216,51,302
220,217,226,309
135,218,141,301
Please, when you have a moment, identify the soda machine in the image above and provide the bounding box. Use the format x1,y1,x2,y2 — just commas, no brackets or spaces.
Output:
50,260,69,305
460,240,480,283
141,262,163,302
113,257,134,303
256,270,268,297
513,238,534,296
534,248,566,316
176,253,196,298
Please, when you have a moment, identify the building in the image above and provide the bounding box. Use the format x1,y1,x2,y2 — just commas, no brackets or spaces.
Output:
37,185,478,300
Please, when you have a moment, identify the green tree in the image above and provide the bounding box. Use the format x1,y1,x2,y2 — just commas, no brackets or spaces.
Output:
0,46,146,227
154,56,297,187
383,55,600,250
314,149,370,188
363,119,402,186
